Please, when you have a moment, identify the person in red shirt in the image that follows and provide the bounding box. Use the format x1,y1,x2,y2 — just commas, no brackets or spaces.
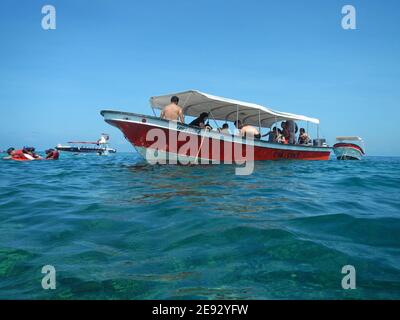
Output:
45,149,60,160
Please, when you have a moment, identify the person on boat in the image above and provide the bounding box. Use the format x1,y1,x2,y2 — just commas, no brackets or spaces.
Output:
281,122,291,143
190,112,209,128
263,127,277,142
219,123,231,135
235,120,261,139
286,120,297,144
97,134,109,145
276,129,287,144
160,96,184,123
234,120,243,136
45,149,60,160
298,128,311,145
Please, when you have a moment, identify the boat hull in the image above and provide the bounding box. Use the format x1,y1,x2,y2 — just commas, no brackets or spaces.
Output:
56,146,116,154
101,111,332,163
333,143,364,160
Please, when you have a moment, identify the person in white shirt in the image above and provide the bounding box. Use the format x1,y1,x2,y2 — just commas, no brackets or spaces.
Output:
219,123,231,135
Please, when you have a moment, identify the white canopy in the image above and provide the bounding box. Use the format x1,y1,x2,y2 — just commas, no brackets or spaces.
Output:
150,90,320,128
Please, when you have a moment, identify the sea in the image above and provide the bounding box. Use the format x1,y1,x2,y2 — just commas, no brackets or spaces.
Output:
0,152,399,299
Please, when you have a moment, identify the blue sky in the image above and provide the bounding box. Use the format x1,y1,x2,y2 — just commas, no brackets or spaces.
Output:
0,0,399,155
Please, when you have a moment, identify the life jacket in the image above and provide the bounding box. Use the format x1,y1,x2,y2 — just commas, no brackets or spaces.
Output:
11,150,31,161
48,151,59,160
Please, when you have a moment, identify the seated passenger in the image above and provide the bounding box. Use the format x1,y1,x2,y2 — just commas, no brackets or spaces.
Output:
234,120,243,136
298,128,311,145
276,129,287,144
160,96,184,123
190,112,209,128
263,127,277,142
219,123,231,135
45,149,60,160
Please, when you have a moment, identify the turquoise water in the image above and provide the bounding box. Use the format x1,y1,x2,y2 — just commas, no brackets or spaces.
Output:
0,153,399,299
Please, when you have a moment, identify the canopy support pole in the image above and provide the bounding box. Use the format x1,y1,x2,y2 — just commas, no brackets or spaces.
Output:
306,121,309,144
208,108,220,130
236,105,239,134
258,110,261,136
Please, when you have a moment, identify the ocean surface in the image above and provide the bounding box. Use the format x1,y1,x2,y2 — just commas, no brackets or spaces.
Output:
0,152,399,300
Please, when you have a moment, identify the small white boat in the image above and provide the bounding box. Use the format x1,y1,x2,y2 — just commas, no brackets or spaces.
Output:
333,136,365,160
56,134,116,155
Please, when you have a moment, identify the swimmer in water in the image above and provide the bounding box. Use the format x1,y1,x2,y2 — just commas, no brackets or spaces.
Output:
45,149,60,160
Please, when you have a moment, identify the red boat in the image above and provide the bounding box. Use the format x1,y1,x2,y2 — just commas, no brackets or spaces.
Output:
101,90,331,164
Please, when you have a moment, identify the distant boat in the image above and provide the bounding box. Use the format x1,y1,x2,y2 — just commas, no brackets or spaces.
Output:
56,134,116,155
333,136,365,160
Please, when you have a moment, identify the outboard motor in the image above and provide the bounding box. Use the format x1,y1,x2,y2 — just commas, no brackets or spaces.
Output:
313,139,326,147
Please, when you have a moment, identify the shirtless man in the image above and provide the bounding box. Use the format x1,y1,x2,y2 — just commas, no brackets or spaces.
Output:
234,120,261,139
242,125,261,139
160,96,184,123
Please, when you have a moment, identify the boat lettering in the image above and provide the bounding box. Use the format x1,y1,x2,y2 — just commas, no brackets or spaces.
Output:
273,151,300,159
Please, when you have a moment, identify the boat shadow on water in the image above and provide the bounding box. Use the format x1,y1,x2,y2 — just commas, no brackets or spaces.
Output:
112,159,333,210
